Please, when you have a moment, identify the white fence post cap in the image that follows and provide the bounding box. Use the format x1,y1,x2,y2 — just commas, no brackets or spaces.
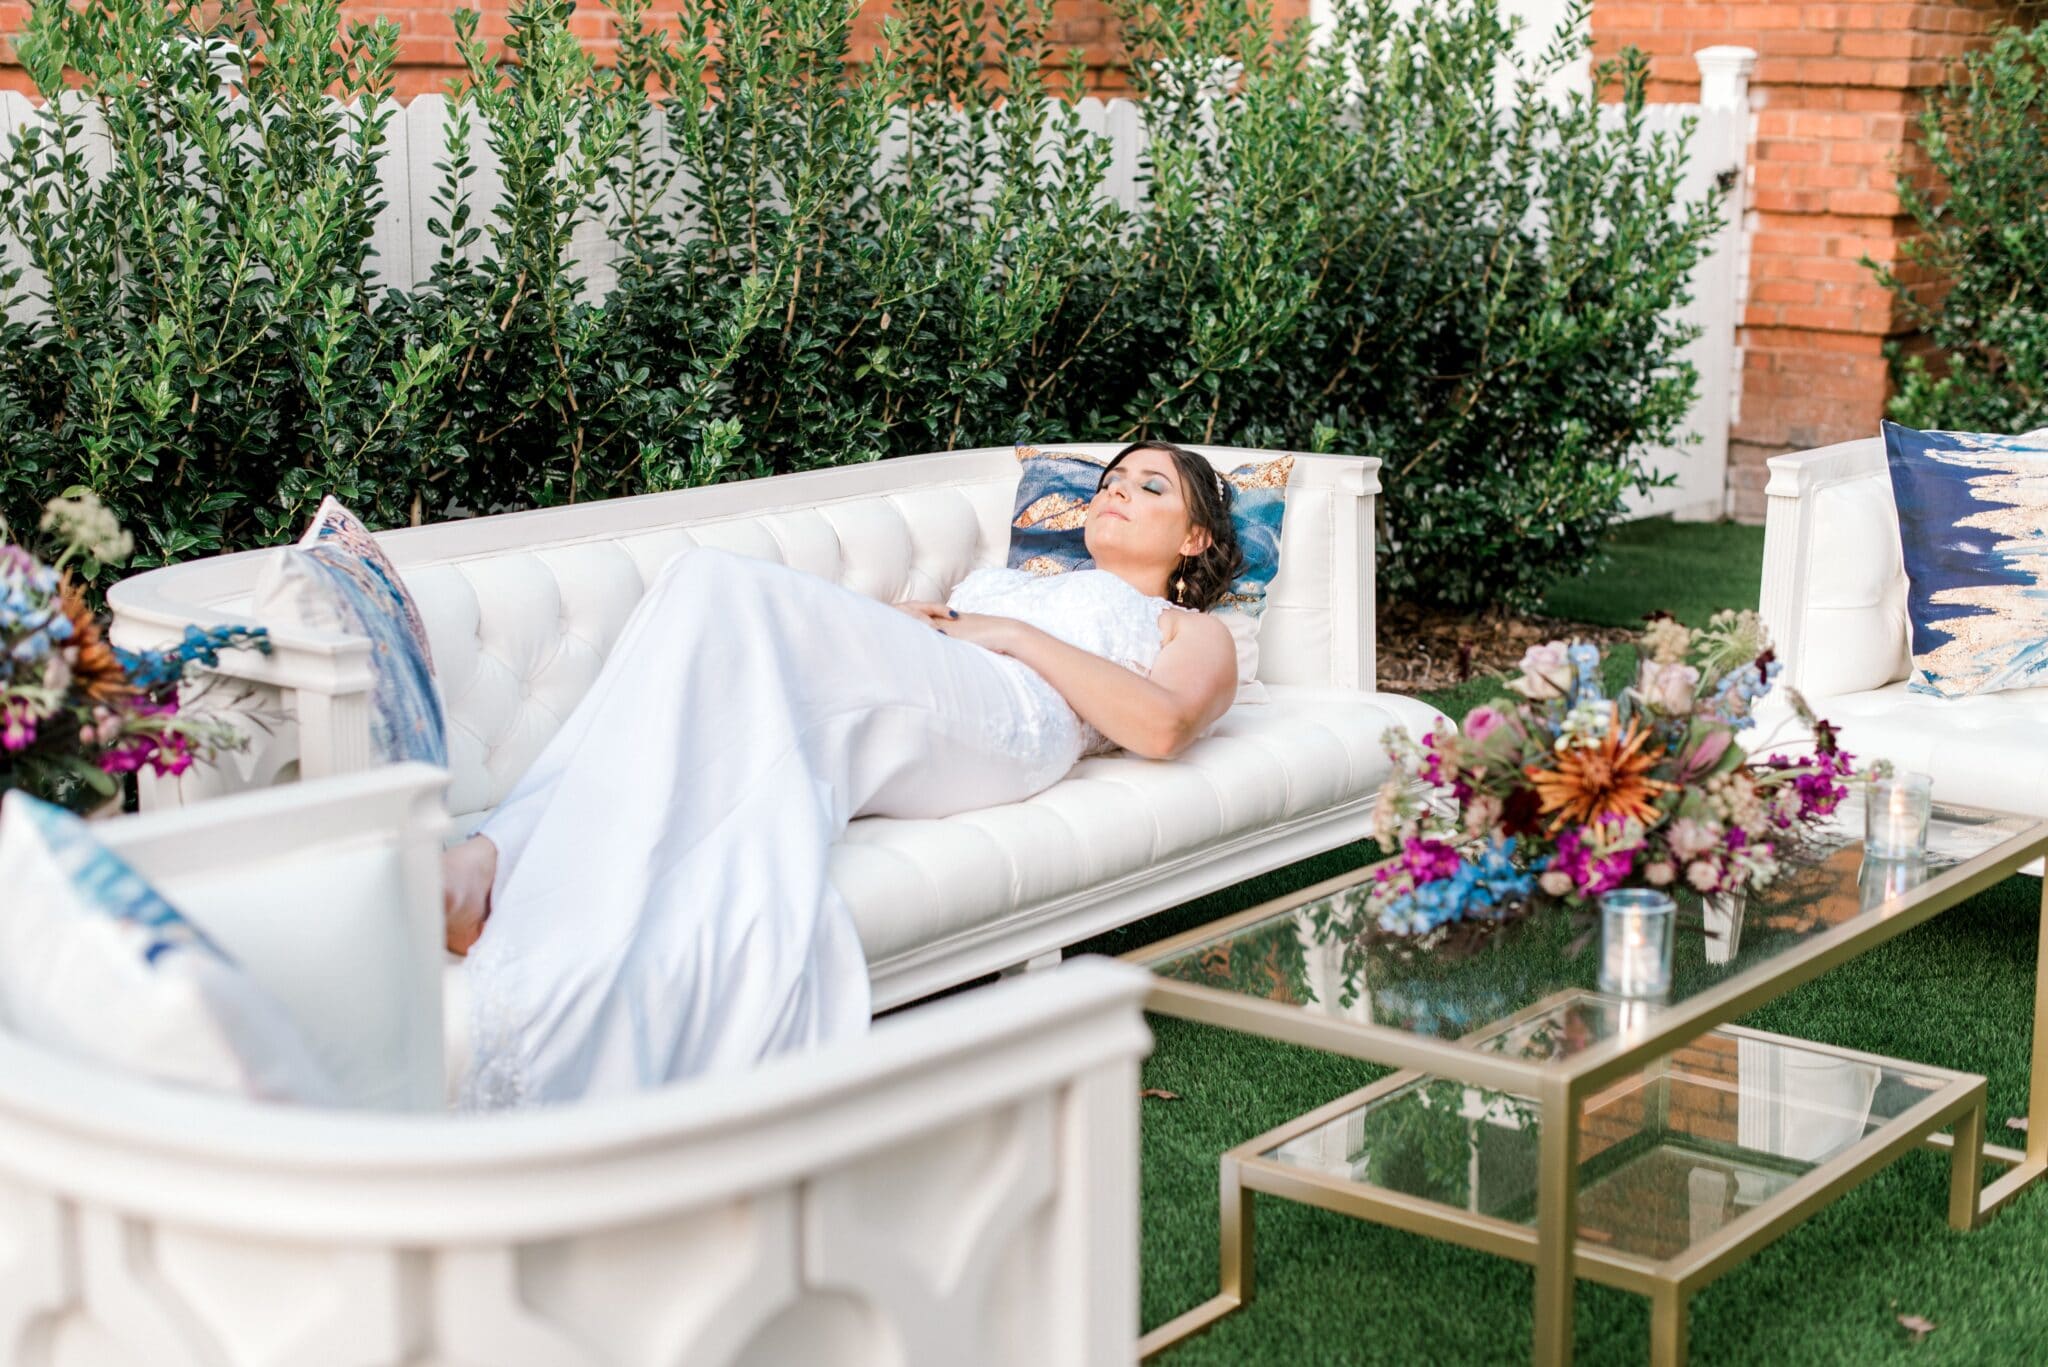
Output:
1694,46,1759,111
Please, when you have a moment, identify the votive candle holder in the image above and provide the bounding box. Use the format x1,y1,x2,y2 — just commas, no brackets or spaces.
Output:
1865,772,1933,861
1598,889,1676,999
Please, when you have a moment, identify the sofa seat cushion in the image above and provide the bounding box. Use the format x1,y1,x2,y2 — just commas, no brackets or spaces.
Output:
834,687,1445,965
1805,682,2048,818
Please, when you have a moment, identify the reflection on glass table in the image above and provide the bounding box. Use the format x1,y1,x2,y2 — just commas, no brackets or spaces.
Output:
1264,1027,1916,1264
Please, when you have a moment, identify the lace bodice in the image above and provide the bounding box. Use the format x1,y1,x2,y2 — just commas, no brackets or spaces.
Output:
946,567,1181,756
948,567,1178,673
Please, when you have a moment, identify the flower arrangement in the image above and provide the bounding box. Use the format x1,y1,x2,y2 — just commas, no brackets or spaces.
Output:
1,491,270,813
1365,610,1860,935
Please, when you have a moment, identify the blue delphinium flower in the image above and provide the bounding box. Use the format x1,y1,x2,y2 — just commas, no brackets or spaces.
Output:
1708,654,1781,731
115,624,272,692
1376,838,1536,934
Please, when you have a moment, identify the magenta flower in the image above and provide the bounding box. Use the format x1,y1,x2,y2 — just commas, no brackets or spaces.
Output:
1400,837,1464,884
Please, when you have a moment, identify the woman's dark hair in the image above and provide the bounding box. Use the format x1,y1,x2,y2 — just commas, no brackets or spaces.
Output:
1098,441,1245,611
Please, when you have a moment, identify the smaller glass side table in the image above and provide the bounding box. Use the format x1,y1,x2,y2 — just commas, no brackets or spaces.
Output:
1217,1016,1984,1366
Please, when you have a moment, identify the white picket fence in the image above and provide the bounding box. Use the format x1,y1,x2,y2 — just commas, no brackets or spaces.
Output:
0,45,1753,517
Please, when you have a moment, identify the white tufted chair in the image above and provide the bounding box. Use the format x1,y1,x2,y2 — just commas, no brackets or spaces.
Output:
0,769,1152,1365
1759,432,2048,818
109,444,1444,1008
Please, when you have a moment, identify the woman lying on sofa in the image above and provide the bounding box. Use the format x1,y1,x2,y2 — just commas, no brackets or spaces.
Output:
439,440,1243,1109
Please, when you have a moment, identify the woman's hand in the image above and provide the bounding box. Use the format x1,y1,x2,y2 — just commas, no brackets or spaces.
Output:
893,600,955,625
935,612,1023,655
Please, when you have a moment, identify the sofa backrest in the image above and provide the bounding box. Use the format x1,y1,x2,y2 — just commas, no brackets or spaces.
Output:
110,444,1380,822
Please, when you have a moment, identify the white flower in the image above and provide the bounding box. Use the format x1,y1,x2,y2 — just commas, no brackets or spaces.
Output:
40,491,134,565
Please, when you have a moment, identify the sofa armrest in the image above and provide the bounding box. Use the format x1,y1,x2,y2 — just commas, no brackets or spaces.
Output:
107,567,379,808
95,763,452,1111
0,958,1151,1362
1332,457,1381,692
1759,435,1888,696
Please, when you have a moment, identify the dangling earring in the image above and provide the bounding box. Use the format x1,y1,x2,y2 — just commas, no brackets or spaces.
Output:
1174,558,1189,605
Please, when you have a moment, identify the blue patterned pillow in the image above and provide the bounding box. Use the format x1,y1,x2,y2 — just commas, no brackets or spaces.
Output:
0,792,338,1102
1008,446,1294,614
1883,420,2048,699
254,497,447,765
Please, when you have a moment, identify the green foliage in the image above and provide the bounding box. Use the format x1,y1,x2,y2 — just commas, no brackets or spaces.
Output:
0,0,1715,611
1879,24,2048,433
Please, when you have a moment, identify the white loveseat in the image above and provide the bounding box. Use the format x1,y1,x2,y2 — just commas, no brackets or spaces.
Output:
0,767,1152,1366
1759,432,2048,816
109,443,1443,1008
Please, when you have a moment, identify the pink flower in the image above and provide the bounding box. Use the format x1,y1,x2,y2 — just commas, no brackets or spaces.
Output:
1464,705,1505,742
1667,817,1720,861
1509,642,1574,701
1639,661,1701,716
1680,728,1733,781
0,699,38,752
1644,860,1676,886
1539,870,1573,898
1687,860,1720,892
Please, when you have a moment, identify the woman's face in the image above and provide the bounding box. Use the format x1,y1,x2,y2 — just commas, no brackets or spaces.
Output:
1083,447,1211,569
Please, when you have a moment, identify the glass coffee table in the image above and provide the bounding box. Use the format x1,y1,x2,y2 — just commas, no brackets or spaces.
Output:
1125,799,2048,1365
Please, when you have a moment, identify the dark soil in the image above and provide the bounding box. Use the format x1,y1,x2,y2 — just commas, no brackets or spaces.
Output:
1375,601,1635,697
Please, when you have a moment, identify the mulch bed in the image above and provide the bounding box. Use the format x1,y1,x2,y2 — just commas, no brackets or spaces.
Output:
1375,601,1637,697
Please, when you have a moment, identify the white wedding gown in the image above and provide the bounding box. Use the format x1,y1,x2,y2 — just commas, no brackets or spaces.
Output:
458,547,1180,1110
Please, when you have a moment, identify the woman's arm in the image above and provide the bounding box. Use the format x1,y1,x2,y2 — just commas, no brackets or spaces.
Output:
940,611,1238,760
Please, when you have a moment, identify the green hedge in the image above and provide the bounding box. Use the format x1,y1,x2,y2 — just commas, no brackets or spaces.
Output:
1879,24,2048,435
0,0,1717,610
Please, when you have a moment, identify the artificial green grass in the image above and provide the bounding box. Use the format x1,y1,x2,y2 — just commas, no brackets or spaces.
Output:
1103,519,2048,1364
1540,517,1770,630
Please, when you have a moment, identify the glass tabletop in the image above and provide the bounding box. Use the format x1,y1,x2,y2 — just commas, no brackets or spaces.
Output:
1258,1028,1963,1270
1133,799,2044,1070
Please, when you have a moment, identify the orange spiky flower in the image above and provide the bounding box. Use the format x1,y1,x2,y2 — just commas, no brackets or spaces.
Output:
1525,720,1673,831
57,574,131,703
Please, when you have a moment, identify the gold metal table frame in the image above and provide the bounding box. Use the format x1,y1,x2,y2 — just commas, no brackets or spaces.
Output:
1125,808,2048,1365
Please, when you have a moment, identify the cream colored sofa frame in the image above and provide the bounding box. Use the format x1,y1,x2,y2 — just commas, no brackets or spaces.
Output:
110,444,1437,1010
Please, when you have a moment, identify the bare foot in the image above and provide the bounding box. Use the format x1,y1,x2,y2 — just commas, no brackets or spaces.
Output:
442,836,498,957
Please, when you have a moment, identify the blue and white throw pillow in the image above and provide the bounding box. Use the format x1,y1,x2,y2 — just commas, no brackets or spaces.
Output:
1883,421,2048,699
0,792,339,1103
1008,446,1295,691
254,497,447,765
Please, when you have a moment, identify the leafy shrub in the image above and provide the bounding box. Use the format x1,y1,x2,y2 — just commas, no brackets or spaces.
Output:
1878,24,2048,434
0,0,1716,612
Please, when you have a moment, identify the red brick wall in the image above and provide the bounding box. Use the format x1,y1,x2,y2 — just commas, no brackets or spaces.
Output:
334,0,1306,98
1593,0,2017,520
0,1,1311,98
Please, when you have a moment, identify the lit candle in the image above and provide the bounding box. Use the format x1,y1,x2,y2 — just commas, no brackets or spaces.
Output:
1598,889,1676,999
1865,772,1933,861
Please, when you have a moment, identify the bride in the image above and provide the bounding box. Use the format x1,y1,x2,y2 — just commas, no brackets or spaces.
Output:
440,441,1244,1109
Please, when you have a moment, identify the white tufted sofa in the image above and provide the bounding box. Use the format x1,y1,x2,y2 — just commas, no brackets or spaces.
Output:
109,444,1443,1009
0,767,1152,1367
1758,431,2048,817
